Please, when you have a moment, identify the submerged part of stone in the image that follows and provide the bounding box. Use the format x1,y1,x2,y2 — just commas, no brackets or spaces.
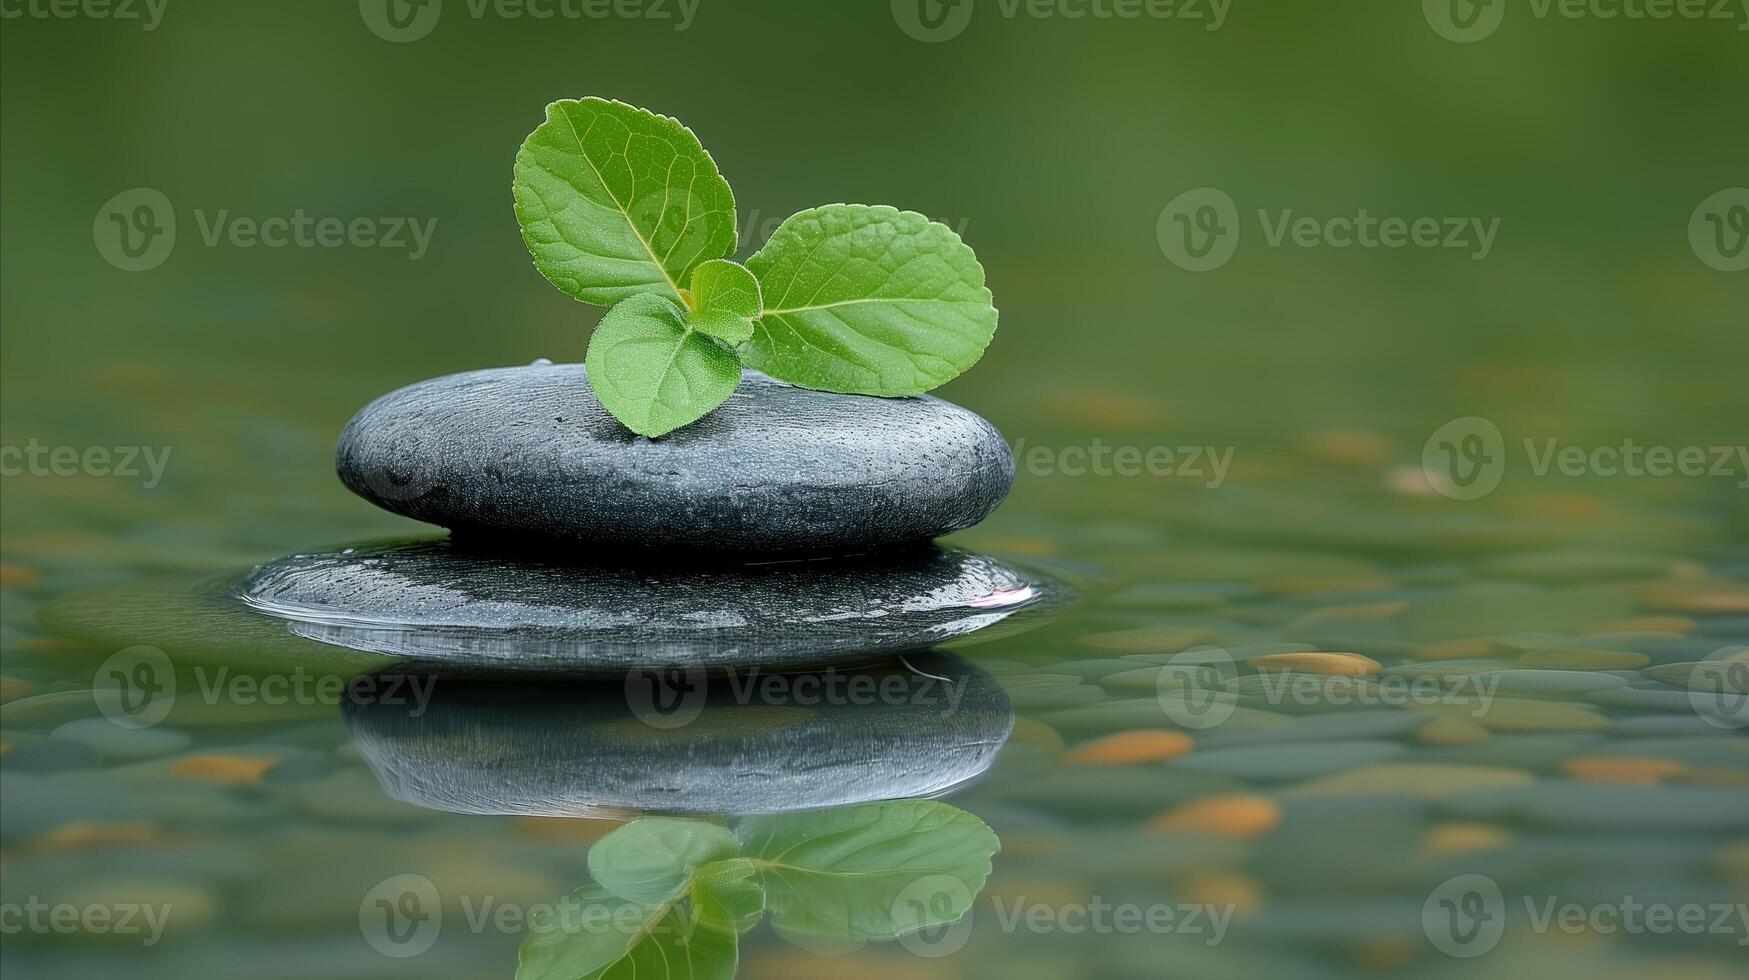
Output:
342,652,1013,816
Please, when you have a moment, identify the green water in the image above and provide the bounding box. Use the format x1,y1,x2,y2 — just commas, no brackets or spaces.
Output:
3,1,1748,977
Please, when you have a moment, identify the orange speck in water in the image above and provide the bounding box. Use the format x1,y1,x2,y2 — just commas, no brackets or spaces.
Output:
1585,615,1695,635
1561,756,1688,785
1144,794,1280,839
167,754,279,787
1423,822,1511,856
36,821,163,849
1064,730,1193,765
1250,652,1382,677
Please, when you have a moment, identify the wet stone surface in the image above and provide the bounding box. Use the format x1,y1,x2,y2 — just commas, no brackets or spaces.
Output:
335,363,1015,554
232,538,1061,671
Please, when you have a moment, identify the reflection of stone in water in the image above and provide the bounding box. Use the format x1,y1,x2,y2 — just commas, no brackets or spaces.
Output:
342,652,1012,816
234,538,1064,671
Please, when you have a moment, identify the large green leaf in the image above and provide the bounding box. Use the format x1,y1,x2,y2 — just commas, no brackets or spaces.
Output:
588,818,743,906
744,204,997,395
584,294,742,438
516,885,737,980
687,258,761,344
735,799,998,950
515,98,737,307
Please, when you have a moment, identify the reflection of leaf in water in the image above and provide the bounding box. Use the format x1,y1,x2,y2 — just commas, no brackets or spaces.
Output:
588,818,740,905
518,800,997,977
737,800,998,951
516,884,737,980
693,859,765,935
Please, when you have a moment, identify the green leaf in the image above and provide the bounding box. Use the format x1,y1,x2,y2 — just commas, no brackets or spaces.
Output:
584,294,742,437
692,859,765,935
736,799,998,950
515,97,737,307
516,885,736,980
690,311,754,345
588,818,743,906
687,259,761,344
744,204,997,396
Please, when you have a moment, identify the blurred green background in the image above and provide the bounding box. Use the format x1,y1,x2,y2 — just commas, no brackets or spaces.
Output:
3,3,1748,978
4,0,1745,552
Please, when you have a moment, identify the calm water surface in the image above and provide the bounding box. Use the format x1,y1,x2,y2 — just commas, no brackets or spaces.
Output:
3,368,1746,977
